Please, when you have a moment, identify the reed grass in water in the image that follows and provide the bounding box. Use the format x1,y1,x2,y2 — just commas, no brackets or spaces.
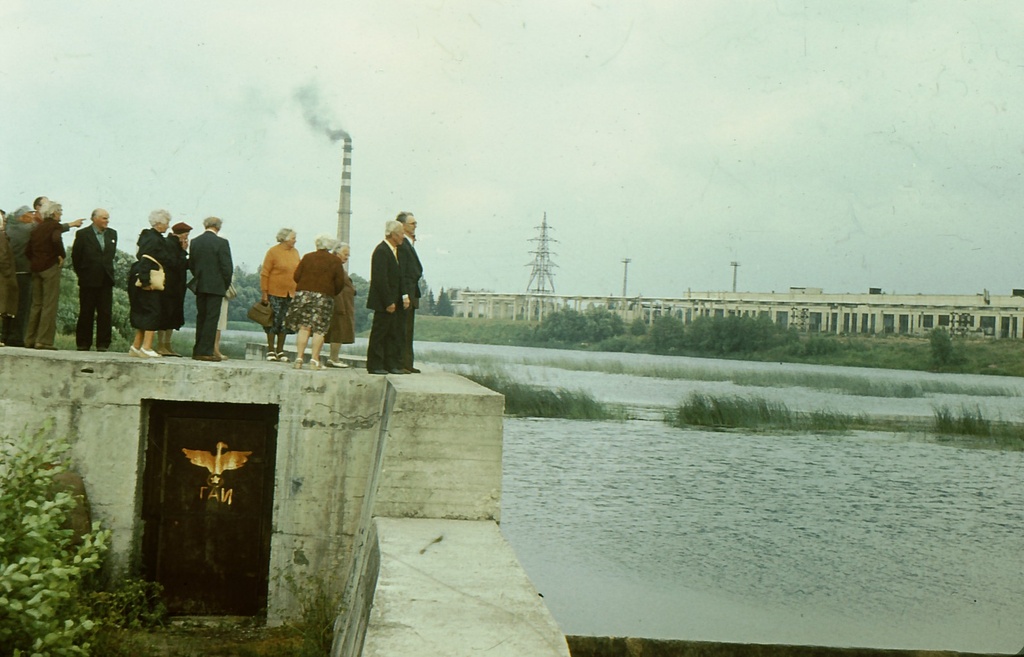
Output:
462,369,628,420
666,393,868,431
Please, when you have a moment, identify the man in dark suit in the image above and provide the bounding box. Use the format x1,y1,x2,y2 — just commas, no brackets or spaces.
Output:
365,220,408,374
396,211,423,373
71,208,117,351
188,216,232,362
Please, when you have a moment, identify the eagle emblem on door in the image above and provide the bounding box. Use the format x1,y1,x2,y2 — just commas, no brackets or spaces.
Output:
182,441,252,491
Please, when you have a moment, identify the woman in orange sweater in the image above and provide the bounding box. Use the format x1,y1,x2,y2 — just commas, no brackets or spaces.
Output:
260,228,300,361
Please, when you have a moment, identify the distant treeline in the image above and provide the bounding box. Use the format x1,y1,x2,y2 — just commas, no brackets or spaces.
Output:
415,308,1020,376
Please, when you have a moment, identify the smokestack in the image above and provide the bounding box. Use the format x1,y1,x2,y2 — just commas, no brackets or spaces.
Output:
337,136,352,247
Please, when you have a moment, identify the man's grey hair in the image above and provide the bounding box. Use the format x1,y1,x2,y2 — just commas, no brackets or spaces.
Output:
396,211,414,224
331,241,349,255
203,216,222,230
385,219,403,237
148,209,171,227
41,201,62,220
9,206,30,221
276,227,296,243
314,233,336,250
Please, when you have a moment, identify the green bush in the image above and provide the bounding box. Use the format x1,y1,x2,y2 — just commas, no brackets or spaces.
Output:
646,315,686,354
0,425,110,656
534,307,625,346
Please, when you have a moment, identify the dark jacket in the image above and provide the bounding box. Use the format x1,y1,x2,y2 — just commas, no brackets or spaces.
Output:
293,249,347,297
26,219,69,273
71,226,118,287
366,240,403,311
134,228,170,288
398,237,423,309
5,217,35,273
188,229,233,296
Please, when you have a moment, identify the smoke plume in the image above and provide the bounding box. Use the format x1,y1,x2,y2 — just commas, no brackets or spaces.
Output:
294,83,350,142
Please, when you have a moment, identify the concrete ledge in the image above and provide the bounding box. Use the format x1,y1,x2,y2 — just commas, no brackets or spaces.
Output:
565,636,1009,657
359,517,570,657
245,342,367,368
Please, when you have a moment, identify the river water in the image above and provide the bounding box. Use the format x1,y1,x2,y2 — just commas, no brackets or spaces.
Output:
410,341,1024,654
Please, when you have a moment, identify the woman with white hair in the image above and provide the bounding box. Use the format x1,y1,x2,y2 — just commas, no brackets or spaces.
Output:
259,227,300,361
324,241,356,368
284,233,348,370
127,209,172,358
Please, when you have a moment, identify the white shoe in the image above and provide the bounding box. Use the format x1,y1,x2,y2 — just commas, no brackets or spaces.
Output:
266,352,278,361
140,348,162,358
292,360,302,370
310,360,324,371
129,346,143,358
326,360,349,368
277,353,289,363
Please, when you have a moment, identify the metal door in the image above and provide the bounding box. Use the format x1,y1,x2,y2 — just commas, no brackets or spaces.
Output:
141,401,278,615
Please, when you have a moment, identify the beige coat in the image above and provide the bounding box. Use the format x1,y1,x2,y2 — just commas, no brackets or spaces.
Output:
325,268,356,344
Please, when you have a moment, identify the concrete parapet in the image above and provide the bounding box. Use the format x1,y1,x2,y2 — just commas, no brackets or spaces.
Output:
0,350,508,626
355,518,570,657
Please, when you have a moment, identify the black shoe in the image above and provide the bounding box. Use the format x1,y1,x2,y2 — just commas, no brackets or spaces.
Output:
387,368,406,375
406,367,421,374
369,369,389,375
77,347,90,351
97,347,109,352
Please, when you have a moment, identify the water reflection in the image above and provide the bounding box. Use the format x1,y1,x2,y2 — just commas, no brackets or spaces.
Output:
501,418,1024,652
342,338,1021,650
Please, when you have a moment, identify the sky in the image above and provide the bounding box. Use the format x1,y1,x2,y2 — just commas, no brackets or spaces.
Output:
3,1,1024,298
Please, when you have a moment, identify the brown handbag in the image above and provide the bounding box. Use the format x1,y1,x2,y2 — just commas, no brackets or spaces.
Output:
247,300,274,327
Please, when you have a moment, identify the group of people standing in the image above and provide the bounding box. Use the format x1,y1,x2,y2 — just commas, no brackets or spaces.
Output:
258,228,357,370
0,196,88,350
0,198,234,362
257,210,423,375
365,212,423,375
126,210,234,361
0,198,425,375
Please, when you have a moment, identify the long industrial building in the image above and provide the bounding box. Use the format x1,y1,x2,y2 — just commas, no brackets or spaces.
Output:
450,287,1024,339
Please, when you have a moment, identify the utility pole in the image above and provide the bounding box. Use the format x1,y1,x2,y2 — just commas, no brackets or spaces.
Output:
621,258,631,297
730,261,740,292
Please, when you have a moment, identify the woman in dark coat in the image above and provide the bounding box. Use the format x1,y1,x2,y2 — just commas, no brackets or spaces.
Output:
156,222,192,356
128,209,171,358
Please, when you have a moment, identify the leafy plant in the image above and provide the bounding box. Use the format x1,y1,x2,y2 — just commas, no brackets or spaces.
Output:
0,425,110,656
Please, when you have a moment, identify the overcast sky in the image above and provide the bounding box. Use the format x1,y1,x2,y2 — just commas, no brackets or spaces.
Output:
3,2,1023,298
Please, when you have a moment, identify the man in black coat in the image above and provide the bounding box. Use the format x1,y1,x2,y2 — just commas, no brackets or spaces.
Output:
188,216,233,361
396,211,423,373
71,208,117,351
365,220,407,374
